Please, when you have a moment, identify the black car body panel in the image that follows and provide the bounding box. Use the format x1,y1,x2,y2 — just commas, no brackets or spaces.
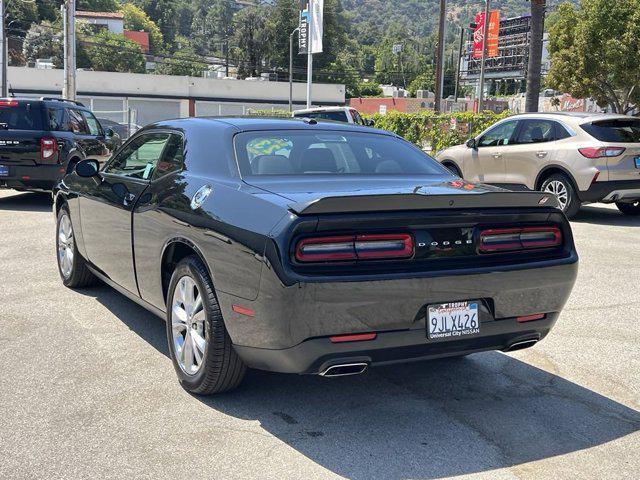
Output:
54,117,579,375
0,98,115,191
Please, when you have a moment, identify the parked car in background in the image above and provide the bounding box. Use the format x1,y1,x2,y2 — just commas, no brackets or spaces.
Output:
293,106,373,126
97,118,141,141
0,97,117,192
53,117,578,395
437,112,640,217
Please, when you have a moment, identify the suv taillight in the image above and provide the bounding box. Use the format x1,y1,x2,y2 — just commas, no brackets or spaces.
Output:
579,146,626,158
479,226,562,253
40,137,59,163
295,234,414,263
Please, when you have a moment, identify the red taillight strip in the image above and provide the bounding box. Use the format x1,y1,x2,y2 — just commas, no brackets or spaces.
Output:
479,226,562,253
329,332,377,343
295,234,414,263
517,313,546,323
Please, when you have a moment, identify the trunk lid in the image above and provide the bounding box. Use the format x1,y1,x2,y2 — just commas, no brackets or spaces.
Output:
0,100,48,166
245,176,559,214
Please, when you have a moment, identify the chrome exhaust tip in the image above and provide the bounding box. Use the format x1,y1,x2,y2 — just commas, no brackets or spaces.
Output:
319,362,368,377
505,339,539,352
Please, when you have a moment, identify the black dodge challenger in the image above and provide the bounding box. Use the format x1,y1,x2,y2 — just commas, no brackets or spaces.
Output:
53,117,578,394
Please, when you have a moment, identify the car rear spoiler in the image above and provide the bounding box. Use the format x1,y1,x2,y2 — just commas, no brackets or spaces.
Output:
289,191,559,215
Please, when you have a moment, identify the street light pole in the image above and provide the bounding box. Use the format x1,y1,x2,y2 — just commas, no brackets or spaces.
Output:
289,27,299,112
0,0,7,98
434,0,446,113
477,0,490,112
454,25,464,102
306,14,313,109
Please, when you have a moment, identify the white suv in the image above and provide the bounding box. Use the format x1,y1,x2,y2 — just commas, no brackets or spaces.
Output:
437,112,640,217
292,107,372,126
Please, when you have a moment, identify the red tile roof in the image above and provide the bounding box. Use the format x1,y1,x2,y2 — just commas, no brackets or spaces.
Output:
124,30,150,54
76,11,124,20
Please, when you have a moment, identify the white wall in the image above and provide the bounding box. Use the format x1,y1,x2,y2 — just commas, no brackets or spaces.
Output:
77,18,124,34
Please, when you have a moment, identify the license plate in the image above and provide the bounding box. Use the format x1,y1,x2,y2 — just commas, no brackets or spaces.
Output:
0,165,8,177
634,156,640,169
427,301,480,339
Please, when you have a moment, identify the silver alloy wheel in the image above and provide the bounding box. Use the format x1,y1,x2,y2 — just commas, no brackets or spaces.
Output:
544,180,569,211
58,213,75,279
171,276,207,376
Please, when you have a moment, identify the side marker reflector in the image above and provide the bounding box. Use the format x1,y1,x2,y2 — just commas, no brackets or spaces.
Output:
232,305,255,317
330,333,377,343
517,313,546,323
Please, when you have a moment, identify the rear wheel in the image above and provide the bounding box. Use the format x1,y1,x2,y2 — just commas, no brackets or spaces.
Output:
56,206,97,288
166,255,246,395
541,173,580,218
616,201,640,216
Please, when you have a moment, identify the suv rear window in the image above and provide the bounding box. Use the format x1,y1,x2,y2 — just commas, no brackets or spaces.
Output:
0,101,43,130
581,119,640,143
294,111,349,122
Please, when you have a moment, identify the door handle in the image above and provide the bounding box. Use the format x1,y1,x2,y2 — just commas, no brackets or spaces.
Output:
492,153,502,159
536,151,548,158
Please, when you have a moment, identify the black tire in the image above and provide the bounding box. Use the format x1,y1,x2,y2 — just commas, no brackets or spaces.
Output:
540,173,580,218
443,162,462,177
56,206,97,288
166,255,246,395
616,201,640,216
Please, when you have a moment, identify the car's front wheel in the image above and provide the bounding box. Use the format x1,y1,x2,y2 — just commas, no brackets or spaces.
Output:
541,174,580,218
166,255,246,395
616,201,640,216
56,206,97,288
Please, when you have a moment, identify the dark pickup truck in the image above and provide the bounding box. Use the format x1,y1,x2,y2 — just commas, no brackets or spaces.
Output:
0,97,118,192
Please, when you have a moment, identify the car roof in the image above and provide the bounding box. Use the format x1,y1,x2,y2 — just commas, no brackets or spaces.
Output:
151,116,392,135
509,111,634,125
293,106,351,114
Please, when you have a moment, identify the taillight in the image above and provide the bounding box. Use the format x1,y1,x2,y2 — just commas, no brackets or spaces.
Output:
0,99,18,107
579,147,625,158
479,226,562,253
40,137,59,163
295,234,414,263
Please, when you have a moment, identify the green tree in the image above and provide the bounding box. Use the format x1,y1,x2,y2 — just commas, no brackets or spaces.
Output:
23,21,60,63
6,0,38,35
407,67,435,97
121,3,164,53
547,0,640,113
77,0,120,12
84,30,146,73
357,81,383,97
155,50,208,77
232,6,271,78
129,0,179,48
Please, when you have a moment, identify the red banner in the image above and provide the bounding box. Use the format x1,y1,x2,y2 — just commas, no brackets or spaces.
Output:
473,10,500,59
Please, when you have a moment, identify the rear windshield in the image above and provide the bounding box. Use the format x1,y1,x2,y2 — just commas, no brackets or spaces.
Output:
0,101,43,130
581,119,640,143
294,111,349,122
235,130,447,176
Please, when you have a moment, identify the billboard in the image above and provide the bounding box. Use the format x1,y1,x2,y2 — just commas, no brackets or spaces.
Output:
299,0,323,55
473,10,500,59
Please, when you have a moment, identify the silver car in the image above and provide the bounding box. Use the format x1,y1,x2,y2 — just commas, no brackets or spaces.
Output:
437,112,640,217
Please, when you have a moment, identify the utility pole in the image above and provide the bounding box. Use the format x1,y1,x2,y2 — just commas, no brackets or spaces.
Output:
0,0,7,98
225,37,229,78
289,27,299,112
477,0,491,112
434,0,446,113
453,25,465,102
62,0,77,101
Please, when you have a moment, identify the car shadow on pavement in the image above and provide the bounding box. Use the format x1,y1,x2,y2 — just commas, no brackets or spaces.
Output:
573,205,640,227
84,285,640,480
0,191,52,212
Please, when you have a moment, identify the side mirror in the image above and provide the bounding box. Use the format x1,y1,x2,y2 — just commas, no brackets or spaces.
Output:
365,118,375,127
466,138,478,149
75,158,100,178
105,127,115,138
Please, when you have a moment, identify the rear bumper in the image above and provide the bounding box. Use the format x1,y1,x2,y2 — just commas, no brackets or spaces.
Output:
234,314,559,374
0,164,64,191
578,180,640,203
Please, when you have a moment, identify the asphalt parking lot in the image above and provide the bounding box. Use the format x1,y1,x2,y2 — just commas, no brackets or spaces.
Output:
0,189,638,480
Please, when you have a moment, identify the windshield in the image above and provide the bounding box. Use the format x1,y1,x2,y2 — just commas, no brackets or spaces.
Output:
0,101,43,130
581,119,640,143
235,130,447,176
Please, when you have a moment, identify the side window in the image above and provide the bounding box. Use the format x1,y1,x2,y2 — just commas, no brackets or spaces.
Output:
478,121,518,147
513,119,556,145
47,108,66,131
152,134,185,180
104,132,171,180
81,110,103,136
68,109,90,135
554,122,572,140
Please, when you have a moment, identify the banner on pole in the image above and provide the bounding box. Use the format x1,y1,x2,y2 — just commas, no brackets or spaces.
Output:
299,0,323,55
472,10,500,59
